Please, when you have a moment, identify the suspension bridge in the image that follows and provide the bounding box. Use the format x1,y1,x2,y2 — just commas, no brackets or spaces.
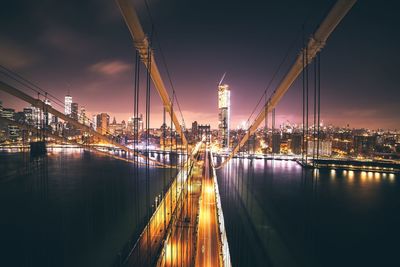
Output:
0,0,357,266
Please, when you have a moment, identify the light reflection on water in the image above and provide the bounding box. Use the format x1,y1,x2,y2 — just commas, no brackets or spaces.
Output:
0,150,177,267
216,158,400,267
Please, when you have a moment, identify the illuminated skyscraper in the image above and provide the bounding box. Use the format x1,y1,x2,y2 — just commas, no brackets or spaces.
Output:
92,115,97,130
218,84,230,148
65,95,72,115
79,107,86,125
133,114,143,133
44,99,52,126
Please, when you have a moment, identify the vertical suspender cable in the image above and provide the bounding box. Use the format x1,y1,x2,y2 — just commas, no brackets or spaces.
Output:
169,94,173,265
162,105,166,266
145,42,152,265
264,94,268,155
272,108,275,158
174,114,179,266
134,49,141,264
162,107,166,249
169,92,174,265
305,46,309,165
302,35,306,165
317,53,321,162
313,57,317,166
44,92,48,143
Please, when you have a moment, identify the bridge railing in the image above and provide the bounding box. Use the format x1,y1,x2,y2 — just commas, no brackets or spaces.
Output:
210,149,232,267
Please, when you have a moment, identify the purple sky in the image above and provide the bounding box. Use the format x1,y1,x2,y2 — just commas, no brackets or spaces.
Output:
0,0,399,130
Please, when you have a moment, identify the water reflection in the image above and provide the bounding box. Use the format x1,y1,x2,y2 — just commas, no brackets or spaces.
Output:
330,169,336,180
216,158,399,267
0,150,177,267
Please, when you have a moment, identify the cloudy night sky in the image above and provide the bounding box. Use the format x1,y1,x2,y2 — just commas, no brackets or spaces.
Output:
0,0,399,129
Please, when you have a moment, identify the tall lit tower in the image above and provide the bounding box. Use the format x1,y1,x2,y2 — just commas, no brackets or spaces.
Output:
65,94,72,116
44,99,52,126
218,73,230,148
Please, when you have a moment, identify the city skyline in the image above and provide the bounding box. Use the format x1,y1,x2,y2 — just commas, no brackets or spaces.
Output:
1,2,400,267
1,0,399,130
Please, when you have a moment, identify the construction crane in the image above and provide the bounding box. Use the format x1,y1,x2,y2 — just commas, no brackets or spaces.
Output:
215,0,357,168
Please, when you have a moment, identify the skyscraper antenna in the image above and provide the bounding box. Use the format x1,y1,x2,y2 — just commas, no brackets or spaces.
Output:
218,72,227,86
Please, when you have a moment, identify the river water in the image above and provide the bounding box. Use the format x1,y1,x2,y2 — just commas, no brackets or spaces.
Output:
0,149,177,267
216,158,400,267
2,150,399,267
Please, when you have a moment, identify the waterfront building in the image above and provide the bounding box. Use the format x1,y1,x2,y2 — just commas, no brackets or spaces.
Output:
354,135,376,156
290,133,302,155
307,140,332,156
272,133,281,154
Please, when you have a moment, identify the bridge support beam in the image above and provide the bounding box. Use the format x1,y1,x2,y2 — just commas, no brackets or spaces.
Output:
219,0,357,167
0,81,170,167
115,0,188,147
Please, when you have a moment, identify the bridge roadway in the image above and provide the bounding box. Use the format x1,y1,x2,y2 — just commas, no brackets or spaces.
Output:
157,148,222,267
195,150,221,267
157,153,203,267
120,142,202,266
123,159,191,266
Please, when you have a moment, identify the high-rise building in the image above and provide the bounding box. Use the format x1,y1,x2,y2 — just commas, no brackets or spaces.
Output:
307,140,332,156
1,108,19,139
133,114,143,133
65,95,72,115
272,133,281,154
8,125,19,139
23,105,41,127
290,133,302,154
218,84,230,148
192,121,198,140
71,103,78,120
96,113,110,135
79,107,86,125
33,106,42,128
92,115,97,130
44,99,52,126
2,108,15,120
353,135,376,156
23,107,34,125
